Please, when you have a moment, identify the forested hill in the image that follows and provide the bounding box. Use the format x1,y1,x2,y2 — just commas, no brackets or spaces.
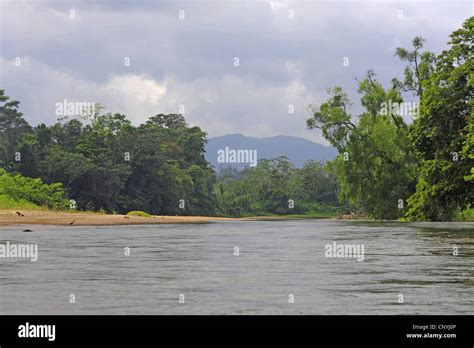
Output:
205,134,337,170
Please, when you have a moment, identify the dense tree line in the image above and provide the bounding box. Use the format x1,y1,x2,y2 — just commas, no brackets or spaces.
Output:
0,90,342,217
215,157,341,217
307,17,473,221
0,96,216,215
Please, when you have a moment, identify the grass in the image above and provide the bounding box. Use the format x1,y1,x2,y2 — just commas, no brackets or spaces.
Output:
0,194,40,210
126,210,152,217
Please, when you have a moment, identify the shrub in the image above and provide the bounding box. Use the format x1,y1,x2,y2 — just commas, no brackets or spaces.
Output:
0,169,69,209
126,210,152,217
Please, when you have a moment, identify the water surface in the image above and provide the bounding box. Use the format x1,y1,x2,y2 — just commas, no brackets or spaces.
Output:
0,220,473,314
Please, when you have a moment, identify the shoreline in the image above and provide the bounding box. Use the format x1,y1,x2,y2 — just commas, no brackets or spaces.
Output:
0,209,372,227
0,209,331,227
1,210,470,227
0,210,240,227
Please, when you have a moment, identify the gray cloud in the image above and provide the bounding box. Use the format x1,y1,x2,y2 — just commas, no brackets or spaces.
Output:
0,0,471,143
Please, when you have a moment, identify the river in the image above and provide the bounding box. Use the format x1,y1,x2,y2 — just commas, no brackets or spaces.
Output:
0,220,473,314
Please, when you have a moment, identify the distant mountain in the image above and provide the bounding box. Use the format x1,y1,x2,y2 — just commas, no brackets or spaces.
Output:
205,134,337,171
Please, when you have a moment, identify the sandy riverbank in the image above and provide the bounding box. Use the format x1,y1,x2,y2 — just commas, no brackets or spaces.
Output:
0,210,240,226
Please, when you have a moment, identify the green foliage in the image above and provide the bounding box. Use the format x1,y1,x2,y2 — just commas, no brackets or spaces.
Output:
215,157,341,217
393,36,436,97
455,207,474,222
306,19,473,221
0,169,68,208
461,114,474,183
0,92,216,215
0,89,32,171
127,210,152,217
406,17,474,221
307,87,355,151
0,194,39,210
308,71,417,219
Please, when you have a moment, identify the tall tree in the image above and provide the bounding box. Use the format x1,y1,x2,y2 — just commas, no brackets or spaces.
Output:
0,90,32,171
406,17,474,221
392,37,436,98
307,72,417,219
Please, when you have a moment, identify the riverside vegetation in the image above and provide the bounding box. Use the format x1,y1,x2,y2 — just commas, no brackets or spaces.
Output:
0,18,472,221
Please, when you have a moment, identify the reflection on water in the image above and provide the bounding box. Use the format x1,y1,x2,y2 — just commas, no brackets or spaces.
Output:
0,220,472,314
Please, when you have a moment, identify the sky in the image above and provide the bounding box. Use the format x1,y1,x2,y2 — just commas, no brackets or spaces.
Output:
0,0,472,144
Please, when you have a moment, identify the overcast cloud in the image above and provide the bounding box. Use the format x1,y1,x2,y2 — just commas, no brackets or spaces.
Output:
0,0,471,144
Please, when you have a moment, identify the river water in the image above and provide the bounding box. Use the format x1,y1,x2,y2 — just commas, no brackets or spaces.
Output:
0,220,473,314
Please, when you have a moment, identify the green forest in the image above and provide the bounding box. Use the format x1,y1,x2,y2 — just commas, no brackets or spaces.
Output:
0,17,472,221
